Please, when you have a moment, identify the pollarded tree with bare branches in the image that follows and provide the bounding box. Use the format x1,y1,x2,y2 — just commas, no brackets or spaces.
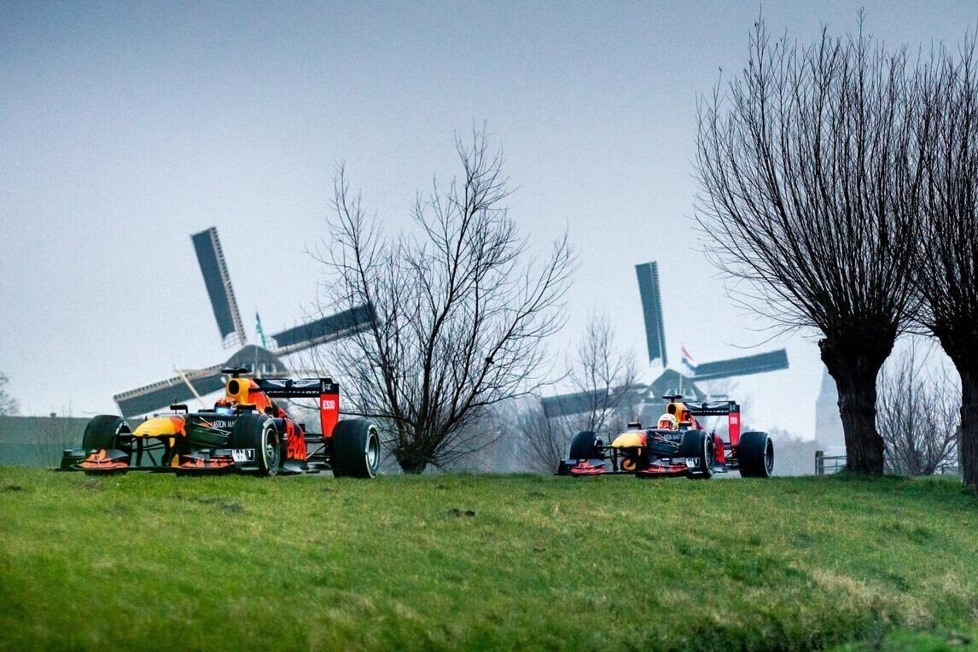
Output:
315,129,575,474
877,343,960,476
916,38,978,490
695,21,922,475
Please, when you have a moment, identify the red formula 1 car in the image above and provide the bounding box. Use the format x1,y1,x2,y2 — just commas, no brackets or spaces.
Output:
60,368,380,478
556,395,773,479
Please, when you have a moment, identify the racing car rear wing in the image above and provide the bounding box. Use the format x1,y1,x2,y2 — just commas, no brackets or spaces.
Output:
256,377,341,438
663,395,741,445
222,369,342,438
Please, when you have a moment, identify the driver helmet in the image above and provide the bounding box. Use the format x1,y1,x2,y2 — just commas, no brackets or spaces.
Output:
215,399,234,415
657,413,678,430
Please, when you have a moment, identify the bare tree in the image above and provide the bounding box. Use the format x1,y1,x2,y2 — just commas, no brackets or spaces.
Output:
916,37,978,491
877,342,960,475
314,129,575,474
514,398,566,473
519,313,640,472
0,373,18,416
563,313,640,436
695,20,922,474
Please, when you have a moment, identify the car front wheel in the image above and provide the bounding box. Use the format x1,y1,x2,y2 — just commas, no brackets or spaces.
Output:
230,414,281,476
679,429,714,479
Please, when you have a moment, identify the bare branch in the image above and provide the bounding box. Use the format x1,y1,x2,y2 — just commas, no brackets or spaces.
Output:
877,341,960,475
694,19,922,475
312,128,576,473
916,32,978,489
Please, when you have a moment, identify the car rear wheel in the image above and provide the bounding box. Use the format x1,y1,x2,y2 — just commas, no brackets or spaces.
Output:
331,419,381,478
679,429,714,479
568,431,599,460
230,414,281,476
738,431,774,478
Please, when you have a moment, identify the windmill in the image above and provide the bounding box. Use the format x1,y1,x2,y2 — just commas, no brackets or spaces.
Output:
112,227,371,417
634,261,789,381
541,260,788,420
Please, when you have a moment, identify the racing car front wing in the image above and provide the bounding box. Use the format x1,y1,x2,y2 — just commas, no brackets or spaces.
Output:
556,457,725,478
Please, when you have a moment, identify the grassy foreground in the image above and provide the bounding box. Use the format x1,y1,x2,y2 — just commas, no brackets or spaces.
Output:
0,468,976,651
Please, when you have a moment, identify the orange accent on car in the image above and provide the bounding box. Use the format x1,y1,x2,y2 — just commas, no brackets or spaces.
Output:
225,378,275,413
569,461,606,475
284,419,308,461
79,449,129,471
133,415,186,438
178,455,234,469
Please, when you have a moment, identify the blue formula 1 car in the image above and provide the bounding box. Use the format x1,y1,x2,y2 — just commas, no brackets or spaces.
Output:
556,395,774,479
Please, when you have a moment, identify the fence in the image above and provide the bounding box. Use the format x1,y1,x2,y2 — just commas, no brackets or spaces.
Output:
815,450,963,476
0,415,88,468
814,450,846,475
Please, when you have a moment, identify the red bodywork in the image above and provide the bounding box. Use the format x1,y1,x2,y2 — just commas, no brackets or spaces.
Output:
227,376,341,442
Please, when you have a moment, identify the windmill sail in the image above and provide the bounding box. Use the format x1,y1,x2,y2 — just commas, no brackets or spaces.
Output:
541,369,706,420
114,368,226,417
635,262,667,367
192,227,247,348
539,260,788,420
113,345,288,416
691,349,789,381
270,304,374,354
113,227,373,417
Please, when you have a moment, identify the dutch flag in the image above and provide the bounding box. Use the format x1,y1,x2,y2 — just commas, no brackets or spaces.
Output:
681,345,697,373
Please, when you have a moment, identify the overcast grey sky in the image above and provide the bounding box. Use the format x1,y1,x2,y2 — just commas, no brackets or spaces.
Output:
2,1,974,438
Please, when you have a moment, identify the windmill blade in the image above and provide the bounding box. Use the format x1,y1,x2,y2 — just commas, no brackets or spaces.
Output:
635,261,667,367
541,368,708,419
113,367,226,417
541,389,616,420
541,385,650,419
192,227,247,349
691,349,789,381
271,304,374,355
113,345,288,417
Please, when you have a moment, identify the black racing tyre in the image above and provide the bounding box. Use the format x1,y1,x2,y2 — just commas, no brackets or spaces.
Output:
568,431,599,460
82,415,131,452
331,419,381,478
679,429,714,479
229,414,281,476
739,431,774,478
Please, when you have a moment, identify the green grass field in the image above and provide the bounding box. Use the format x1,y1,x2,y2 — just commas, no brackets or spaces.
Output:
0,468,976,651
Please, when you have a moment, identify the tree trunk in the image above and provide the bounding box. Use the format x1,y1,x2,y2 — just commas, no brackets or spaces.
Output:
819,334,892,475
935,329,978,491
394,446,429,475
960,369,978,492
